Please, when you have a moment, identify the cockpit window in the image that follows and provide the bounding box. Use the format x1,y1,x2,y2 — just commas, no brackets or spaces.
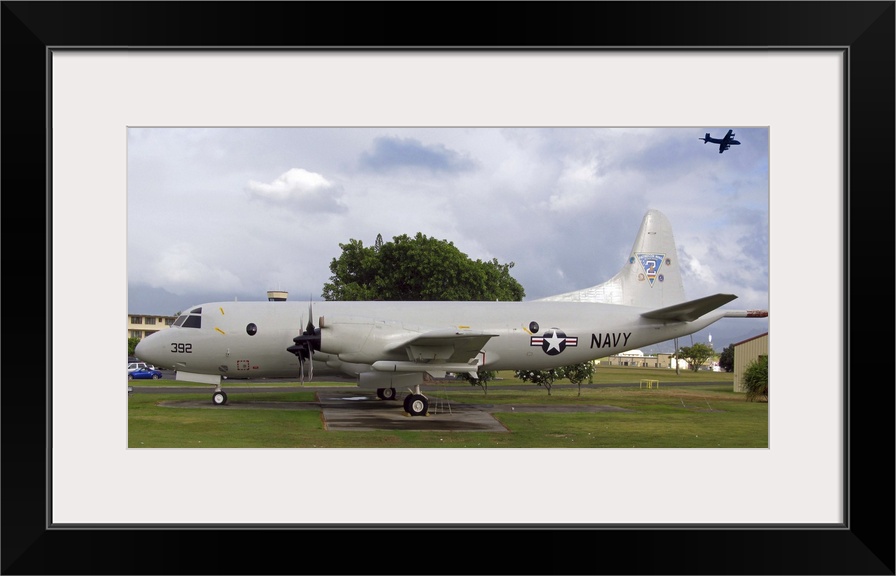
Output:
173,310,202,329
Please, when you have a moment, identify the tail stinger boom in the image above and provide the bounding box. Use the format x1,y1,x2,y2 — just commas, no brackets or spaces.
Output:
537,209,687,309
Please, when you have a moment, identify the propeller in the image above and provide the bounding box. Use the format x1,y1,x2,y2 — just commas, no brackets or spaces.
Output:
286,301,321,382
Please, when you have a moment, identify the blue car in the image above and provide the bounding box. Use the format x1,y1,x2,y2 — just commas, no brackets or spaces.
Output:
128,367,163,380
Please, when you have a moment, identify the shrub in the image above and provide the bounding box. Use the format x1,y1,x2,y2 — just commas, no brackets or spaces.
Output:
743,356,768,402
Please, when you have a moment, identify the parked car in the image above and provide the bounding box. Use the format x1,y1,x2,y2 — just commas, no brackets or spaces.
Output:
127,361,149,372
128,367,163,380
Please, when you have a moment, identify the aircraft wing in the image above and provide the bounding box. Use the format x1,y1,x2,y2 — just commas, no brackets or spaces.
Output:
641,293,737,322
386,328,499,363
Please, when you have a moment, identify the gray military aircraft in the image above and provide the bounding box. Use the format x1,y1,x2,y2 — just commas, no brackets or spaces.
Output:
699,129,741,153
134,209,767,416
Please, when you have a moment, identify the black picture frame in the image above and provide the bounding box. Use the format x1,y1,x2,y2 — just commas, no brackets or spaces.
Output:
2,2,893,574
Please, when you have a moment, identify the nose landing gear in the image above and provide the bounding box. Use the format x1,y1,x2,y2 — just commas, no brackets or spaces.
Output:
212,385,228,405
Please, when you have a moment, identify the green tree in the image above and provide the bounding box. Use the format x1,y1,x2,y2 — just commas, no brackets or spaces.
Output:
515,368,560,395
561,362,595,396
128,337,140,357
718,344,735,372
743,356,768,402
457,369,497,395
322,232,525,301
678,343,714,372
321,238,382,300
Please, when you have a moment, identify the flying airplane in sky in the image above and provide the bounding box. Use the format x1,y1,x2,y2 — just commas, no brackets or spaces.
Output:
134,210,768,417
699,129,741,153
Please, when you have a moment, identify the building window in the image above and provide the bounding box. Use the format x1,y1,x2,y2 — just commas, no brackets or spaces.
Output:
145,317,156,325
130,316,142,324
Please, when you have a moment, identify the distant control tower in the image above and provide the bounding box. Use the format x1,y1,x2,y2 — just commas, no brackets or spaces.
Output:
267,290,288,302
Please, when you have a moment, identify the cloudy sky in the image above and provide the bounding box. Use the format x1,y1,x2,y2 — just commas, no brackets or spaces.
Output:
127,127,769,351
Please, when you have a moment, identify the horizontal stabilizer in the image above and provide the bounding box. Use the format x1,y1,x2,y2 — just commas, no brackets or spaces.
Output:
641,293,737,322
724,309,769,318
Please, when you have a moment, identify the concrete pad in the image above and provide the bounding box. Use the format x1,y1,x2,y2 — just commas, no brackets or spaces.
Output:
318,392,509,432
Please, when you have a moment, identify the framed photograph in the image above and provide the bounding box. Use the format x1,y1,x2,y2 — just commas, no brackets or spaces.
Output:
4,2,892,574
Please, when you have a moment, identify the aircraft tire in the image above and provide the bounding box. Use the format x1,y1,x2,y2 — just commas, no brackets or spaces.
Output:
382,387,396,401
212,391,228,406
406,395,428,417
376,388,385,400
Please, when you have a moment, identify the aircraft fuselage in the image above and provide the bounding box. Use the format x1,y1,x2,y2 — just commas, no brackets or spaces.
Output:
135,300,725,384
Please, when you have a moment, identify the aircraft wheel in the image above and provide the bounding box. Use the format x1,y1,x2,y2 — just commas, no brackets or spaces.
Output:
406,394,428,417
376,388,385,400
382,387,396,401
403,394,413,412
212,391,228,406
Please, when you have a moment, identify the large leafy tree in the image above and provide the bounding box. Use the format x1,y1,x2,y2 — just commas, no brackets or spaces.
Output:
677,343,715,372
322,232,525,301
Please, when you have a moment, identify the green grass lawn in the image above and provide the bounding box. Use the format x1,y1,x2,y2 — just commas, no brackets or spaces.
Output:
129,369,766,449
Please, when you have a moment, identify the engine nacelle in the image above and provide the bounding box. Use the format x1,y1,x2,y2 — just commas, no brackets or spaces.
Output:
318,316,417,365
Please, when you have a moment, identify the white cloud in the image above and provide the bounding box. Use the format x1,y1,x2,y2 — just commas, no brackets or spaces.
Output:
247,168,347,213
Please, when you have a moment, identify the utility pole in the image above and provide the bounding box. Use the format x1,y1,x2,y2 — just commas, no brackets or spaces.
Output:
674,337,680,375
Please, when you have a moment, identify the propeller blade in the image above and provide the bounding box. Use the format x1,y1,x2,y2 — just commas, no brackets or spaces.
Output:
306,341,314,380
287,300,322,383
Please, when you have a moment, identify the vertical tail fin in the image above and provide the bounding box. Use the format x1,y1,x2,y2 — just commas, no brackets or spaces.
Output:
536,209,686,308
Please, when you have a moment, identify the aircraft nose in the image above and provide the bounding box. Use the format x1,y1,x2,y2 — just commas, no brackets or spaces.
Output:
134,333,164,367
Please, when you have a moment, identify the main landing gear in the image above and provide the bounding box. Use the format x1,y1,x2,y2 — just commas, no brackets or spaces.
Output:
375,387,397,400
402,384,429,417
376,385,428,416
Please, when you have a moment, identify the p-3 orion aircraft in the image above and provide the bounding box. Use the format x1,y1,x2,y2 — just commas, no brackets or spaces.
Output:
699,129,741,153
135,210,767,416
